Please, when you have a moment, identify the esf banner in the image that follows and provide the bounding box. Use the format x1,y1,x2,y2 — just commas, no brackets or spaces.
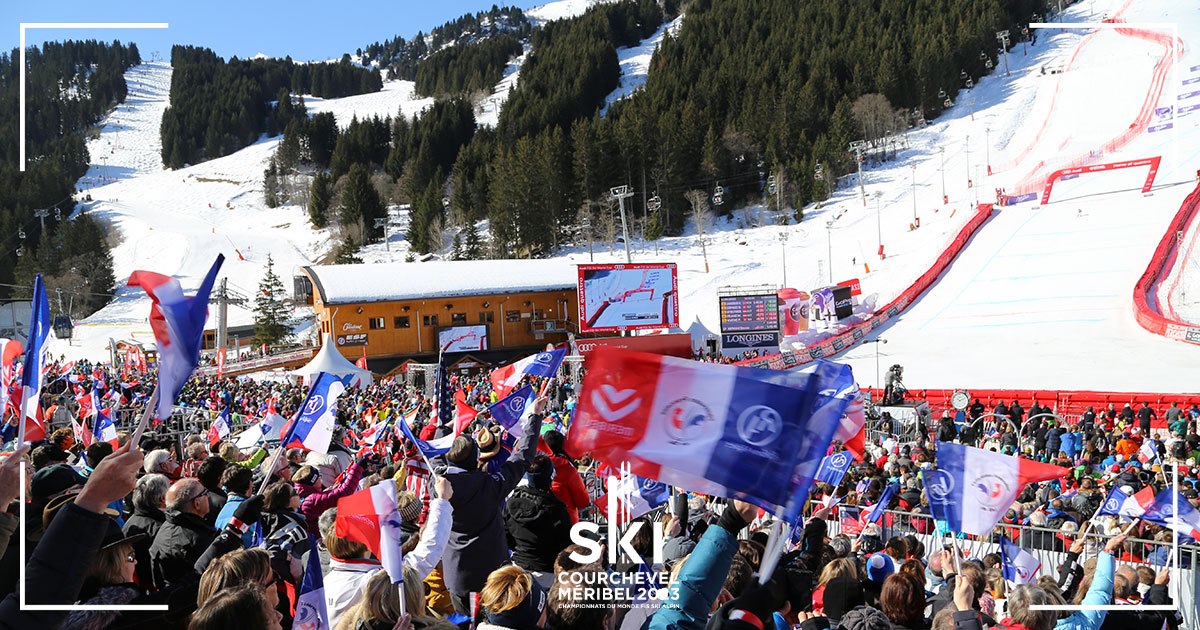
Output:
723,331,780,349
337,333,368,346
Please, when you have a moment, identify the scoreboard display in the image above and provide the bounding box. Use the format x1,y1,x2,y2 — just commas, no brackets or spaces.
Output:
719,294,779,332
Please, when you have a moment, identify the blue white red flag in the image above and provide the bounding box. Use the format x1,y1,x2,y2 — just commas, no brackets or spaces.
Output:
1101,485,1156,519
292,536,330,630
1000,536,1041,584
285,372,353,454
127,255,224,420
18,274,51,442
595,474,670,521
862,483,897,524
488,385,537,438
1142,489,1200,541
815,451,854,487
93,405,118,446
208,408,232,446
489,348,566,399
0,339,20,422
335,482,405,583
566,347,854,522
236,412,286,449
397,416,454,458
933,442,1068,536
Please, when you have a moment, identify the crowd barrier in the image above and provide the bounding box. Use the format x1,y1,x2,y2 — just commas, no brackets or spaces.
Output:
825,509,1198,629
1134,182,1200,345
735,203,995,372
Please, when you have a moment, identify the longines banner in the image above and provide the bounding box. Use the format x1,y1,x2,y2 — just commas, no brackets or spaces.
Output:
722,331,780,349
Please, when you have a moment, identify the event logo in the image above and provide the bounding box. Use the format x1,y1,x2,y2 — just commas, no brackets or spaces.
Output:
569,488,666,565
642,477,665,494
304,394,325,416
973,474,1012,511
293,602,324,630
592,385,641,423
663,398,714,445
1159,503,1175,518
736,405,782,447
829,452,850,471
926,470,955,502
1104,498,1120,513
533,352,556,365
507,396,527,414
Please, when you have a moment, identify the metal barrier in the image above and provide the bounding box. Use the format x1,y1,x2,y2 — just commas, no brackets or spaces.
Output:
823,509,1198,628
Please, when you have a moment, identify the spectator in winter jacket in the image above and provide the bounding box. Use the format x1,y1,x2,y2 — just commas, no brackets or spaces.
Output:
148,478,217,590
504,453,573,589
299,457,364,534
542,430,590,524
1137,402,1156,435
123,473,169,587
195,457,229,526
214,465,257,547
442,397,543,615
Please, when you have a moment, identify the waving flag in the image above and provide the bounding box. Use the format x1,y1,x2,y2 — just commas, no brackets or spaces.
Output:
1137,440,1159,464
293,536,330,630
839,506,864,536
285,372,353,454
595,474,670,521
488,385,537,438
862,483,897,524
453,390,478,435
1142,489,1200,541
0,338,21,419
398,414,454,458
816,451,854,487
1099,485,1157,519
71,419,93,448
831,383,866,459
93,406,119,446
489,348,566,399
434,356,453,428
208,408,232,447
1000,536,1041,584
236,412,286,449
17,274,51,442
933,442,1068,536
566,347,854,521
127,255,224,420
335,481,405,583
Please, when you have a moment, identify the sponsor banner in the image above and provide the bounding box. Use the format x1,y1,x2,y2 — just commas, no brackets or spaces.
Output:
1180,103,1200,116
722,331,781,350
832,286,854,320
1155,106,1174,117
1149,122,1174,133
1191,65,1200,73
1178,90,1200,101
577,263,679,333
1185,77,1200,86
778,288,810,337
337,333,368,346
1001,192,1040,205
574,333,694,358
1165,324,1200,345
836,278,862,297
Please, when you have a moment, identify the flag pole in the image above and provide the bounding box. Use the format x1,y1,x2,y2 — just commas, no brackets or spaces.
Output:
397,583,407,617
256,444,288,495
128,386,159,448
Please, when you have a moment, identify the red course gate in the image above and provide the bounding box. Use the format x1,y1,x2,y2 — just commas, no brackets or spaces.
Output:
1040,156,1161,205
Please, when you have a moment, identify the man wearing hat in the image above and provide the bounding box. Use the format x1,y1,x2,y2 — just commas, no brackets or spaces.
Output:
442,395,546,615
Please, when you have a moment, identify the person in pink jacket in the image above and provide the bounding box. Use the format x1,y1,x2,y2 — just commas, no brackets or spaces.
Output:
299,456,365,533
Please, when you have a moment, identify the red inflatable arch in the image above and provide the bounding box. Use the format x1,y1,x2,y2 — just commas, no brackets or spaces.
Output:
1040,156,1161,205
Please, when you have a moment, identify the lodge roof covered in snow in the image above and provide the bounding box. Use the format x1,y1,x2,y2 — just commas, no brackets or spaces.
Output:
302,260,579,305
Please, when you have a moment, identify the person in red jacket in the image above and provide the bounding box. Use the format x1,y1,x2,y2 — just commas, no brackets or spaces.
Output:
541,431,590,524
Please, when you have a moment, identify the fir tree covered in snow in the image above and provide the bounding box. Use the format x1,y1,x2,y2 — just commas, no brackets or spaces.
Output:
253,254,291,347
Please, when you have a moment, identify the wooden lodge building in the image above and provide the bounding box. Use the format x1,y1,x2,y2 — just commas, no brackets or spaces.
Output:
296,260,579,373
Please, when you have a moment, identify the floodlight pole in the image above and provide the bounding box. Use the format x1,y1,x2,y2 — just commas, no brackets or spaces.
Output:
610,185,634,264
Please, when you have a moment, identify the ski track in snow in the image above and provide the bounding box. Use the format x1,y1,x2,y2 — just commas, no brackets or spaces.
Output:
52,0,1200,393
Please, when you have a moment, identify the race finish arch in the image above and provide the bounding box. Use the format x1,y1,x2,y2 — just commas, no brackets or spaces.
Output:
1040,156,1161,205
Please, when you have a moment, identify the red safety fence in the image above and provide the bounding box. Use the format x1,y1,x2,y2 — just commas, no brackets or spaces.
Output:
862,387,1200,429
736,203,995,371
1133,182,1200,344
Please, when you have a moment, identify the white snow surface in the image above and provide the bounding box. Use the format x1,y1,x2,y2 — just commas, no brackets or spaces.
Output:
526,0,614,25
475,47,528,128
51,64,430,361
52,0,1200,395
600,16,683,115
307,260,577,304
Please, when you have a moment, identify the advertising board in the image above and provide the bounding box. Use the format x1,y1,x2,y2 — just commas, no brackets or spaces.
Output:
577,263,679,333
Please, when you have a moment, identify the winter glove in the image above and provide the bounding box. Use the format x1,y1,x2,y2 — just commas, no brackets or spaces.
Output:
706,571,789,630
230,495,264,528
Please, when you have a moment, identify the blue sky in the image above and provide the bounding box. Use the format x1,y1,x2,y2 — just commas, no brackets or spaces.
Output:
2,1,536,62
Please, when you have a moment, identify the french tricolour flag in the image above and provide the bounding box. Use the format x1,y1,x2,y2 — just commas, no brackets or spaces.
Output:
236,412,285,449
489,348,566,399
293,536,330,630
488,385,537,438
18,274,51,443
862,483,897,524
285,372,354,454
397,414,455,459
93,406,118,447
208,408,232,447
127,255,224,420
335,481,405,583
1000,536,1041,584
1142,489,1200,541
566,347,855,522
1097,485,1157,519
595,474,670,521
932,442,1068,536
0,338,21,422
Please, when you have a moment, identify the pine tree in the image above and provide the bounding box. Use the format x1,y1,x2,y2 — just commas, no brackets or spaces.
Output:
339,163,384,243
308,171,332,228
462,221,483,260
253,254,291,347
263,157,280,208
451,233,464,260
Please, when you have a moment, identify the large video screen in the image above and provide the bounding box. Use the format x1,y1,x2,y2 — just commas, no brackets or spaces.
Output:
437,325,488,353
719,294,779,333
577,263,679,333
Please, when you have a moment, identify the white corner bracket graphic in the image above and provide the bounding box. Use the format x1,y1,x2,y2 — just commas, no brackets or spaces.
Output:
18,22,169,172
